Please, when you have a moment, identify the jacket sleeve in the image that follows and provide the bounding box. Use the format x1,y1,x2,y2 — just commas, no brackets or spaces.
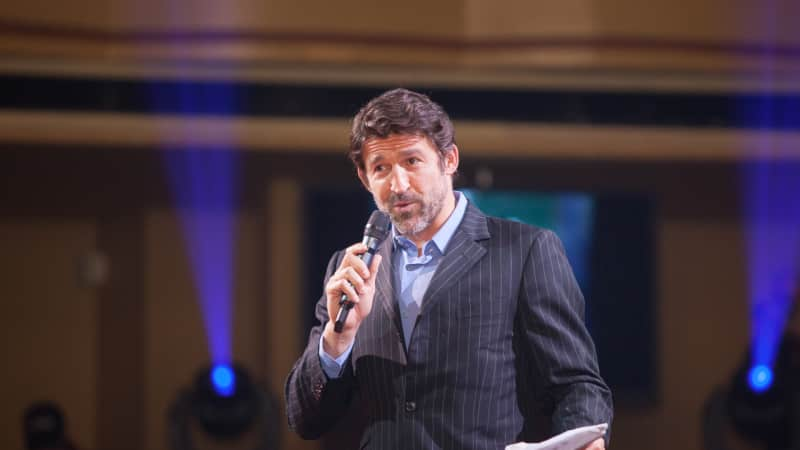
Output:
518,229,614,446
284,250,358,439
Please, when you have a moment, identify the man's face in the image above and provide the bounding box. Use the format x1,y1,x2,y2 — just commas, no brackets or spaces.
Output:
358,134,458,238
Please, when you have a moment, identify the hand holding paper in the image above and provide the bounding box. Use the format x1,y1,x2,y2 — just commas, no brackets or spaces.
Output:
505,423,608,450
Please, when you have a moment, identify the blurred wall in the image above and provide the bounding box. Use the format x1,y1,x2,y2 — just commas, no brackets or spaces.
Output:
0,151,326,450
3,0,800,70
2,1,799,450
0,219,98,450
0,148,760,450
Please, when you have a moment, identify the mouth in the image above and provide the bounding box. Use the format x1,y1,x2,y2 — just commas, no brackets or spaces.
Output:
392,201,415,212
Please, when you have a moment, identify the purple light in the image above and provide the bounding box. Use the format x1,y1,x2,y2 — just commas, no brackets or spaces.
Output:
165,148,239,366
743,159,800,370
740,1,800,373
154,80,240,367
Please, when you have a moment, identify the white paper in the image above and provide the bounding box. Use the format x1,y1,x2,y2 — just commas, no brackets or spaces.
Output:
505,423,608,450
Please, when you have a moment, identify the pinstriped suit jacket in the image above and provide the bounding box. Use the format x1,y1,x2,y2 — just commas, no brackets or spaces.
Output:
286,203,613,449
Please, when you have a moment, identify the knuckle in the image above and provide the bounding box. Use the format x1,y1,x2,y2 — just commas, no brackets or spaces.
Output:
346,243,364,256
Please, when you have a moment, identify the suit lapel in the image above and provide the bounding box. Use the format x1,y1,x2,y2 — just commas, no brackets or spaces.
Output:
374,235,404,339
420,202,490,314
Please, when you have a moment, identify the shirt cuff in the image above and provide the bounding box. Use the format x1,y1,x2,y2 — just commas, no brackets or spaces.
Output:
318,334,354,379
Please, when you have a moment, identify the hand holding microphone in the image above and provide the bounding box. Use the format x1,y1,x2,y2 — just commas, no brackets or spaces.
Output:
323,211,390,354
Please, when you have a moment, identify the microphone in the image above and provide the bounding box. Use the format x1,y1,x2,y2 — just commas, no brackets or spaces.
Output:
334,210,391,333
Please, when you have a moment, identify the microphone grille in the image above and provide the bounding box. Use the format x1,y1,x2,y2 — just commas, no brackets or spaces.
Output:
364,211,391,240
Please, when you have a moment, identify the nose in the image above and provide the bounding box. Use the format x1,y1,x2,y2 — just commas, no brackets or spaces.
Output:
390,166,410,193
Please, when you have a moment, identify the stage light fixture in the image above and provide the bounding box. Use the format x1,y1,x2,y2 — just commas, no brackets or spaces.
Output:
190,363,257,438
168,363,281,450
725,360,792,448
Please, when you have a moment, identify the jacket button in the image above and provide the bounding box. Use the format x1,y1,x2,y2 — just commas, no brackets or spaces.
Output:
404,401,416,412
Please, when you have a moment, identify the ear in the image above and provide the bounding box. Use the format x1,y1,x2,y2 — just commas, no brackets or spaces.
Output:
443,145,460,176
357,167,372,192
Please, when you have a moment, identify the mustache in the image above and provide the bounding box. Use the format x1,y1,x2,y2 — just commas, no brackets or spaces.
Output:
388,192,422,207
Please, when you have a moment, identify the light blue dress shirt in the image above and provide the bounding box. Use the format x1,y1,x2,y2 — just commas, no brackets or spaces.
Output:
319,191,469,378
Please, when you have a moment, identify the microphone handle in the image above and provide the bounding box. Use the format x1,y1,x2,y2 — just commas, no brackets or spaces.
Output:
333,241,378,333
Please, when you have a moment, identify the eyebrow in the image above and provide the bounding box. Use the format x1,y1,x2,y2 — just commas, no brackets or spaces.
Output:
366,148,424,167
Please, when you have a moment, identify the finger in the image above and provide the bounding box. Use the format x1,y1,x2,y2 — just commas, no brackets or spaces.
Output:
329,255,366,284
583,438,604,450
344,242,368,258
341,266,366,294
328,265,366,299
338,279,360,304
343,252,370,279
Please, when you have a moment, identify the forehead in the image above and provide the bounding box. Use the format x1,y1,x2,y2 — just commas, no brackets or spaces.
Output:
362,134,437,162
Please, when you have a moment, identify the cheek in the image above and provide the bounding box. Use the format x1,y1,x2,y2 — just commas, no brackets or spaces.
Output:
412,173,439,194
370,180,390,202
406,174,426,192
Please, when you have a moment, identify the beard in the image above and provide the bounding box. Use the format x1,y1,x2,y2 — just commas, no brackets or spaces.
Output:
379,178,448,238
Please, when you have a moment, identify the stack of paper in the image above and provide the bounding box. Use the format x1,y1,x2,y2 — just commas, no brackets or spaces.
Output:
505,423,608,450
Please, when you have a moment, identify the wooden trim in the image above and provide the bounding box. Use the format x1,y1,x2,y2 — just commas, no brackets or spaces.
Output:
1,20,800,58
4,20,800,73
0,111,349,152
2,110,800,161
5,59,800,94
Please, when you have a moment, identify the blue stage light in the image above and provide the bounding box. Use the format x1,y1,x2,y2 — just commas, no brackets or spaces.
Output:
741,156,800,393
211,364,236,397
158,80,240,369
747,364,773,393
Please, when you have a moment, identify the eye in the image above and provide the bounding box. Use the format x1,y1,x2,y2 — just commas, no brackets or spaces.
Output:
407,157,420,165
372,164,386,173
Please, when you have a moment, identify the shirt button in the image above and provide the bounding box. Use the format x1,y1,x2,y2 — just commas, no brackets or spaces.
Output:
404,401,417,412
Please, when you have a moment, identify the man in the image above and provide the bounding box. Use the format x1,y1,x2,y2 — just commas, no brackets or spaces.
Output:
285,88,613,449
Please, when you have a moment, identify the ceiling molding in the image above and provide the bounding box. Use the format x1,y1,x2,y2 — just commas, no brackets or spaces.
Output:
2,110,799,161
4,19,800,77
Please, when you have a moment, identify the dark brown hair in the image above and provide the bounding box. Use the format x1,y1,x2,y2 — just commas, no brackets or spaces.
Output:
349,88,456,170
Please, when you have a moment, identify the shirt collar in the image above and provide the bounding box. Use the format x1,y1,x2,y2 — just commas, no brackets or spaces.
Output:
392,191,468,255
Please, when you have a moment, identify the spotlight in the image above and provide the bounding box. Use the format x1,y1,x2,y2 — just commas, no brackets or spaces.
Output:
726,360,792,447
190,363,257,438
168,363,281,450
747,364,773,393
704,297,800,449
210,364,235,397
